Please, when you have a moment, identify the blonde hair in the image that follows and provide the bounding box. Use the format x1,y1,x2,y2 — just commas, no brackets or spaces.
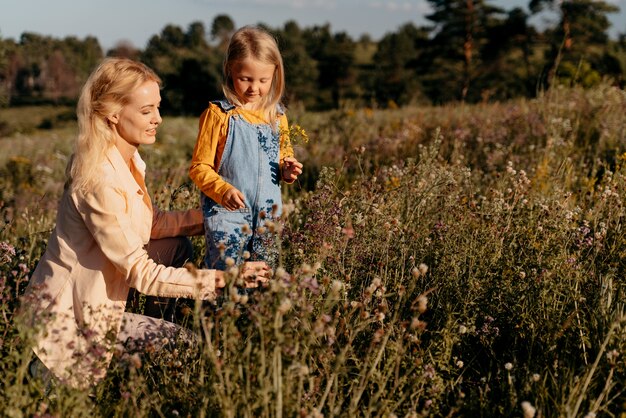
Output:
222,26,285,125
67,57,161,192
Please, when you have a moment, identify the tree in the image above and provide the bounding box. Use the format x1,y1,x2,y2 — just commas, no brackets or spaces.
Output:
530,0,619,87
372,23,430,106
274,21,319,108
107,41,141,60
211,14,235,50
142,22,221,115
423,0,505,102
303,25,357,109
476,7,539,100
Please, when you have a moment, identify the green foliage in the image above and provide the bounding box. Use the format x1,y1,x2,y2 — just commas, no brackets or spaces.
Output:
2,9,626,111
1,82,626,416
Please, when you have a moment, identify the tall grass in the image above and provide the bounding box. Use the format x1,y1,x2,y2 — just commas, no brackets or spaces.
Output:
1,83,625,416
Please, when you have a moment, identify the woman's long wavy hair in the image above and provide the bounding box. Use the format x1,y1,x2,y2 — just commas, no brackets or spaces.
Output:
67,57,161,192
222,26,285,126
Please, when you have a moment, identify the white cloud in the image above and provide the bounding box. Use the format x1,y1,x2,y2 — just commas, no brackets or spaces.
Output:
249,0,337,9
369,0,430,13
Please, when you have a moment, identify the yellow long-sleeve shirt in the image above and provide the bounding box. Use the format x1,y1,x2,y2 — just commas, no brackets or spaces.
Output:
189,102,294,206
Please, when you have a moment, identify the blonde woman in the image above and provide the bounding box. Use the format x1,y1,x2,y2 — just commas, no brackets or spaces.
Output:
24,57,269,389
190,26,303,271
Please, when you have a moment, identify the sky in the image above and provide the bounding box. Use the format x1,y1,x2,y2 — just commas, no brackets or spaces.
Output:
1,0,625,51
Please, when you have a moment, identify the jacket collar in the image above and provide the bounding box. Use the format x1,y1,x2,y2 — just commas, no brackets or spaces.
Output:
105,146,147,194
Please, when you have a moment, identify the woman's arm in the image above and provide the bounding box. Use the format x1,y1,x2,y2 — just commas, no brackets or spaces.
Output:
74,182,217,299
151,206,204,238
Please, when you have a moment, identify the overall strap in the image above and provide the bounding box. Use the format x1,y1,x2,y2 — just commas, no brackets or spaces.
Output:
212,99,285,117
211,99,236,112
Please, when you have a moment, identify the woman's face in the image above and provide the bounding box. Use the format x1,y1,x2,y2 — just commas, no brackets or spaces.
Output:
231,57,275,110
114,80,162,147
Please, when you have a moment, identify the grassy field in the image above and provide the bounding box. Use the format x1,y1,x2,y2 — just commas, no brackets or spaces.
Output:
1,84,626,417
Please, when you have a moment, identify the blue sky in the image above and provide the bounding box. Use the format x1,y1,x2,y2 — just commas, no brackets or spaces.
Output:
1,0,624,50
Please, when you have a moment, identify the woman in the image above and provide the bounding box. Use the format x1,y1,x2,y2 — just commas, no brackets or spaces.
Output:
23,57,268,389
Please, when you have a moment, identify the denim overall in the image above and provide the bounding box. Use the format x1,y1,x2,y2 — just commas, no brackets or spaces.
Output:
202,100,283,270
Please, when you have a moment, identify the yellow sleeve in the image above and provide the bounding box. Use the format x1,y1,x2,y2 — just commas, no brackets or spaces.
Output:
189,105,233,205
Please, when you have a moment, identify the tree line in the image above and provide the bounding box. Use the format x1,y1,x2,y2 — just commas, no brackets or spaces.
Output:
0,0,625,114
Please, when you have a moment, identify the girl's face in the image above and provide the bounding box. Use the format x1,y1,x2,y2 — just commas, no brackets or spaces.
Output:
113,80,162,147
231,57,275,110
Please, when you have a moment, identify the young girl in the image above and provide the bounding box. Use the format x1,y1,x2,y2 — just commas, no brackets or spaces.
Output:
190,26,302,270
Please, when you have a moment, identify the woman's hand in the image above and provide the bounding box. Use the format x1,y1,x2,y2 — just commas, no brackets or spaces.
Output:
282,157,303,183
222,187,246,210
241,261,271,288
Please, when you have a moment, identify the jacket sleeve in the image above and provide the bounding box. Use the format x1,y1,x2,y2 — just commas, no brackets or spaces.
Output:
151,206,204,238
189,105,233,205
74,183,217,299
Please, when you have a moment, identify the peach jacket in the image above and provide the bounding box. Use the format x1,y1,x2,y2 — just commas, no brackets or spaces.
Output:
24,146,216,388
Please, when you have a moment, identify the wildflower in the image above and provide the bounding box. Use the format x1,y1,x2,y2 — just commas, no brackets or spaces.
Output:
341,224,355,239
415,295,428,314
265,220,277,233
275,267,288,279
330,280,343,294
242,251,250,260
418,263,428,276
217,242,226,257
241,224,251,235
423,364,435,379
607,349,620,366
373,328,385,343
456,360,464,368
459,325,468,334
0,241,16,263
130,353,142,369
410,317,426,330
278,298,292,314
505,362,513,371
521,401,537,418
532,373,541,382
282,201,295,217
307,408,323,418
375,312,385,322
225,257,235,267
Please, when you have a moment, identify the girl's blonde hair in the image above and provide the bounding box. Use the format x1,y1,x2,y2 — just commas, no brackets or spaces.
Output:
222,26,285,125
68,57,161,192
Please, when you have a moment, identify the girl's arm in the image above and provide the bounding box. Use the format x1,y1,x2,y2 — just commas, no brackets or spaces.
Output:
189,105,234,205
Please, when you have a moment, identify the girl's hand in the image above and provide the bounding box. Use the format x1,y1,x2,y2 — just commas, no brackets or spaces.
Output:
241,261,271,288
222,187,246,210
282,157,303,183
